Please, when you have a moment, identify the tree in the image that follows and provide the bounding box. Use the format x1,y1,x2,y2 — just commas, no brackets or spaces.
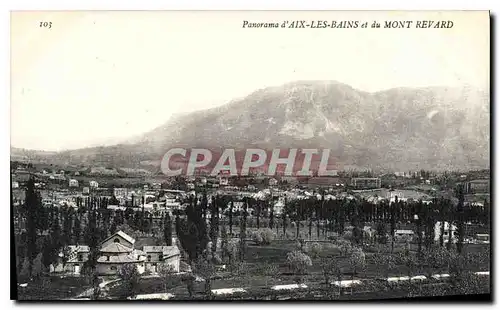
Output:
282,202,287,237
349,247,366,279
239,200,248,261
19,258,30,281
109,195,119,206
84,208,101,278
158,264,176,292
255,201,261,229
223,239,240,272
25,177,42,276
286,251,312,284
456,186,465,254
41,236,58,270
439,200,446,247
49,211,63,255
308,210,313,240
321,256,343,295
390,197,397,253
269,201,274,230
372,250,396,279
316,203,322,239
62,209,73,247
398,247,417,286
74,216,82,244
228,201,234,235
31,253,44,280
109,221,117,236
83,267,101,300
209,197,218,255
334,239,350,257
308,242,322,259
251,228,275,246
164,213,173,246
375,221,387,244
118,263,140,298
193,258,217,299
220,225,228,262
176,198,209,264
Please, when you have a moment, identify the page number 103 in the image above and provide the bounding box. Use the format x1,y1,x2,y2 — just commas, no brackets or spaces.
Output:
40,21,52,29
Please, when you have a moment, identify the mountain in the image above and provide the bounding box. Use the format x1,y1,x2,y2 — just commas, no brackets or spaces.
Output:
12,81,490,172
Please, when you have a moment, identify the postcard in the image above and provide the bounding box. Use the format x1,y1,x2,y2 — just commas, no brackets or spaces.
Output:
11,10,490,301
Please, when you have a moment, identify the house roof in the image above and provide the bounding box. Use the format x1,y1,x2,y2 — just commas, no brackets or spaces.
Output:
395,230,414,234
68,245,90,253
134,249,147,256
100,243,134,253
143,246,180,257
469,179,489,184
133,237,157,249
97,253,146,263
100,230,136,246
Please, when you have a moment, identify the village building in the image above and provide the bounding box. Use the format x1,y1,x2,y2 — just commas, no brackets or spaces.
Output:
351,177,381,190
52,231,180,276
434,221,458,244
68,179,79,188
464,179,490,194
475,233,490,244
268,178,278,187
394,230,414,243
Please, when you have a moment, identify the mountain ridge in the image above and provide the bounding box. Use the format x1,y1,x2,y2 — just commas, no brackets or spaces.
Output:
11,81,490,172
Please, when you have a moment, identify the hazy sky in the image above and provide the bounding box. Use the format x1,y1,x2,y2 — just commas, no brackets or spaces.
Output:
11,11,489,151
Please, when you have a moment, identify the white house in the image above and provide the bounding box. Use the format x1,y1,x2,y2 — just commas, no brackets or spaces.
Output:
69,179,79,188
89,180,99,188
269,178,278,186
273,198,285,215
434,221,458,244
55,231,180,276
394,230,414,243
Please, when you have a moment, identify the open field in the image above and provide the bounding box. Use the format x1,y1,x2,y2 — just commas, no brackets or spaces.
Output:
106,239,490,300
16,276,94,301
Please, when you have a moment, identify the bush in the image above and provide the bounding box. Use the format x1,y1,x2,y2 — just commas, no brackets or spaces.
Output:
286,251,312,275
251,230,263,245
223,239,240,263
19,258,30,281
260,228,275,245
251,229,275,245
211,254,223,265
336,239,353,256
343,230,354,242
118,263,140,298
308,242,322,259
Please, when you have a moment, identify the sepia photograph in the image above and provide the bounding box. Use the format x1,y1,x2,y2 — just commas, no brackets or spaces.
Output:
10,10,491,301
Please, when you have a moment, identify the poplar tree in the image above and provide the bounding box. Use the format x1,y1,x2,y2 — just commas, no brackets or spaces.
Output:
164,213,173,246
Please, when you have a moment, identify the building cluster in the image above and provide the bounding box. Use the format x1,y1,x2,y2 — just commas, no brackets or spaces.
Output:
50,230,180,276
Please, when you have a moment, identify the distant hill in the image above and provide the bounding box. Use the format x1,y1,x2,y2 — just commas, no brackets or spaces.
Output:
11,81,490,172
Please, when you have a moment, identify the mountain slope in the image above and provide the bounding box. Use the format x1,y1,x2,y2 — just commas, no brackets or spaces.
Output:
14,81,490,171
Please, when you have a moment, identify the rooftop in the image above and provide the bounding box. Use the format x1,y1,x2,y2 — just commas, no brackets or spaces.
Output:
100,230,136,246
100,243,134,253
68,245,90,253
97,253,145,263
143,245,180,257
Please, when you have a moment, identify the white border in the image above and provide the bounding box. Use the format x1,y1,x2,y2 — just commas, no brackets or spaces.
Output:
2,1,498,309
